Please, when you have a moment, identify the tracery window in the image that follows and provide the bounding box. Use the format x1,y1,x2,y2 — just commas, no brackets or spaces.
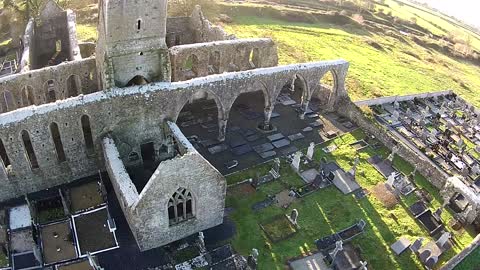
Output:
168,188,194,225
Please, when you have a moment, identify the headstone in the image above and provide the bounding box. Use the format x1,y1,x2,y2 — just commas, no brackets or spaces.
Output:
273,158,281,175
425,256,438,269
457,139,464,148
394,101,400,109
292,152,301,171
472,164,480,175
392,110,400,121
290,209,299,225
419,249,432,262
197,232,206,253
387,146,398,162
386,173,396,189
406,108,412,116
359,261,368,270
307,142,315,160
436,232,451,250
410,238,424,253
348,156,360,177
247,248,259,269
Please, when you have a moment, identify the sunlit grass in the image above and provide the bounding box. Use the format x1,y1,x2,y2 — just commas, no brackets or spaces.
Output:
225,130,475,270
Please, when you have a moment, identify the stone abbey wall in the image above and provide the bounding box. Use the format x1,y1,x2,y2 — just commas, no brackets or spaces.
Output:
0,58,98,113
170,38,278,81
0,60,348,202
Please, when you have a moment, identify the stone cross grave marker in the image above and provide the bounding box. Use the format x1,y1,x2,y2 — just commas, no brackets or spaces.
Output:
292,151,301,171
329,240,344,263
392,110,400,121
387,146,398,162
198,232,206,253
306,142,315,160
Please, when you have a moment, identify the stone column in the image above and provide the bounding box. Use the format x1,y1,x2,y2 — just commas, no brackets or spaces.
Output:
299,100,310,120
218,118,228,142
260,105,274,131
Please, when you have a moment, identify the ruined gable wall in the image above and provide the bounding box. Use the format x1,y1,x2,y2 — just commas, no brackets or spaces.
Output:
166,17,195,47
169,38,278,81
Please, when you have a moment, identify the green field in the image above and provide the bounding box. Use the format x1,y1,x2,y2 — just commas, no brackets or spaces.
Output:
225,129,476,270
222,14,480,106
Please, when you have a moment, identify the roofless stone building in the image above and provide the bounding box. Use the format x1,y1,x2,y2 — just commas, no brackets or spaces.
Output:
0,0,349,250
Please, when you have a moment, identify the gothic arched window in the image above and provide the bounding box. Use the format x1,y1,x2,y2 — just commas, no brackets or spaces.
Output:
168,188,194,226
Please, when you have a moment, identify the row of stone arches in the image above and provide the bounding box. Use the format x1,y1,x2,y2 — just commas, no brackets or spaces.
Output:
0,74,87,113
0,115,95,171
175,70,337,141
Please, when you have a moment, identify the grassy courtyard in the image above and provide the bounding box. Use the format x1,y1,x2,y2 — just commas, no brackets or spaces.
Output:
225,129,476,270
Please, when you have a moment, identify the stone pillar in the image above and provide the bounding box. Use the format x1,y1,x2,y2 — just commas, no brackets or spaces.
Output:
218,118,227,142
263,105,273,127
299,100,309,120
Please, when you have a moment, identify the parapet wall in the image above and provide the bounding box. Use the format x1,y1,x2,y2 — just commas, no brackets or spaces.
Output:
169,38,278,81
338,98,448,189
354,90,453,107
0,60,348,202
0,57,98,113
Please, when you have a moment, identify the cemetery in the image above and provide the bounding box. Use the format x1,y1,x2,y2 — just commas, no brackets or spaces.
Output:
224,128,477,269
367,92,480,230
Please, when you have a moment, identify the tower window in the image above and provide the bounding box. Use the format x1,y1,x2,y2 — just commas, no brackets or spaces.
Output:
21,130,39,169
137,19,142,30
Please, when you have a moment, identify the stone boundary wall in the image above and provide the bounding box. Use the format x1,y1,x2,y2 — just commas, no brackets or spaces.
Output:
0,60,348,202
337,98,449,189
0,57,98,112
169,38,278,81
354,90,453,107
440,234,480,270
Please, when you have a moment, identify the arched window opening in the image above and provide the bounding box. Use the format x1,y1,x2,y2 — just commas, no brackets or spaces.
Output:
81,115,95,155
66,75,81,98
55,40,62,53
22,86,35,106
168,188,194,226
50,123,66,162
208,51,220,75
126,75,150,87
184,54,199,80
3,91,15,111
21,130,39,169
249,48,260,69
0,139,11,167
137,19,142,30
45,80,56,102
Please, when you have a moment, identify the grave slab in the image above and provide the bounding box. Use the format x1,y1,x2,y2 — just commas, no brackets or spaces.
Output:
332,170,361,194
272,139,291,149
231,144,253,156
288,253,328,270
208,144,229,155
260,151,277,159
271,112,281,118
301,169,319,184
253,143,275,154
228,134,247,148
268,133,285,142
246,134,261,142
302,127,313,132
281,146,299,156
288,133,305,142
391,237,411,255
9,205,31,230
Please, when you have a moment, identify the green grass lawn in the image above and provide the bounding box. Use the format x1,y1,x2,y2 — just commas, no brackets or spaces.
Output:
222,15,480,107
454,246,480,270
225,130,476,269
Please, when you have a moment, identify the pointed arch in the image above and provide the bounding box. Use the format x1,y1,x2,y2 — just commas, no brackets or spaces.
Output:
44,79,57,103
168,187,195,225
126,75,150,87
66,74,82,97
21,130,39,169
81,115,95,155
21,86,35,106
184,54,200,80
3,91,15,112
312,69,338,107
50,122,66,162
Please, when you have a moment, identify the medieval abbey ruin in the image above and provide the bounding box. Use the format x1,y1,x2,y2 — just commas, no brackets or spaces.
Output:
0,0,478,269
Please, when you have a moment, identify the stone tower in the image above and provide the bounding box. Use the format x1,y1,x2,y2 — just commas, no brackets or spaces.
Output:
96,0,171,89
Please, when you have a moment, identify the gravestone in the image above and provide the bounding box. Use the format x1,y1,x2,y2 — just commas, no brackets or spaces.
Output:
290,209,298,226
386,172,396,190
392,110,400,121
328,240,343,263
410,238,424,253
387,146,398,163
292,152,302,171
307,142,315,160
247,248,259,269
273,158,281,175
419,249,431,263
348,156,360,178
198,232,206,254
436,232,451,250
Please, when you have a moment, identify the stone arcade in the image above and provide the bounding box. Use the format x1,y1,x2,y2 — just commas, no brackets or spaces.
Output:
0,0,348,251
